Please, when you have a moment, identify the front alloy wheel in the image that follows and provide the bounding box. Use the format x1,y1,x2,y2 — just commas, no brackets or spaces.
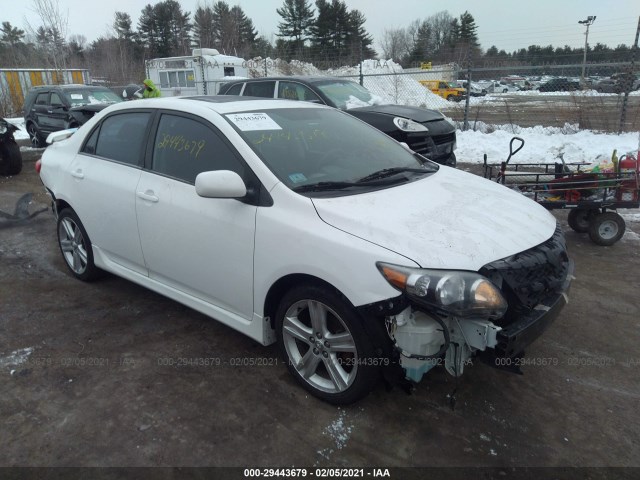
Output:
27,123,43,148
276,285,379,404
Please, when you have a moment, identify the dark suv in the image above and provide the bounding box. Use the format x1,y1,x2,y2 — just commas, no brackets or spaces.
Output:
218,77,457,167
23,85,123,148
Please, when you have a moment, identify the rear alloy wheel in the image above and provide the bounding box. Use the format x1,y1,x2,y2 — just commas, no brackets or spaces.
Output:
27,123,44,148
276,285,379,404
56,208,101,281
588,212,625,246
567,208,596,233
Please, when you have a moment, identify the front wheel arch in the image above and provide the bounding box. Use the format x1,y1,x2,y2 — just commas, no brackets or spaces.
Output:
263,274,344,330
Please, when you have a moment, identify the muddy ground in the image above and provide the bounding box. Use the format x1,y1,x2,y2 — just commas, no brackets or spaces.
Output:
1,149,639,476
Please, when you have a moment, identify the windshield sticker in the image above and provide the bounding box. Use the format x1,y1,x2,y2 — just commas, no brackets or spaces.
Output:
227,113,282,131
70,94,84,99
288,173,307,184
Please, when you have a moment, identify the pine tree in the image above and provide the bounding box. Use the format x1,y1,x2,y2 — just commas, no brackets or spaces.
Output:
458,11,479,47
193,5,215,49
276,0,315,54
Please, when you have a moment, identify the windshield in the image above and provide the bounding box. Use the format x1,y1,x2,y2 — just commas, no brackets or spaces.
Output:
64,89,122,106
314,80,382,109
225,108,436,195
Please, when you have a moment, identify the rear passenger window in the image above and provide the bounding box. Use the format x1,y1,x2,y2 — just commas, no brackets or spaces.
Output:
151,114,244,184
88,112,150,166
243,81,275,98
277,82,321,103
225,83,243,95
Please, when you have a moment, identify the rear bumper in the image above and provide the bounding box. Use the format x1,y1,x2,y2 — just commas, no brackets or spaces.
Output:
494,259,574,358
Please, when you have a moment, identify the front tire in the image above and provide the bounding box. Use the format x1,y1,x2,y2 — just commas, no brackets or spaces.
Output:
275,284,379,404
56,208,101,281
27,123,45,148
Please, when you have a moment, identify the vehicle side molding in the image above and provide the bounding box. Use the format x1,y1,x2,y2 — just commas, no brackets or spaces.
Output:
195,170,247,198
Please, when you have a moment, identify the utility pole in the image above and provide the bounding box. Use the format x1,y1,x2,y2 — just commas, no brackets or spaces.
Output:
578,16,596,87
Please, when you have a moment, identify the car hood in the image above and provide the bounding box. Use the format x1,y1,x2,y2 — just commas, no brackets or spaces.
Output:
311,167,557,271
70,104,115,114
346,104,445,123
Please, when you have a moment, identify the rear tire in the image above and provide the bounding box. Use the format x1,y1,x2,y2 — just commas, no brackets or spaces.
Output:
275,284,379,404
56,208,102,281
588,212,625,246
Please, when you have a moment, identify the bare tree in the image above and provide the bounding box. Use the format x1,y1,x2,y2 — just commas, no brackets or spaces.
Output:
26,0,69,71
379,27,410,62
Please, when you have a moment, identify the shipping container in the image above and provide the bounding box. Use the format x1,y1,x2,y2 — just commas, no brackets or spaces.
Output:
0,68,91,116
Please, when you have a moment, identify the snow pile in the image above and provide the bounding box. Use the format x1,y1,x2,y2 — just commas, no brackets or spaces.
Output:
249,57,324,78
329,59,450,108
456,125,639,165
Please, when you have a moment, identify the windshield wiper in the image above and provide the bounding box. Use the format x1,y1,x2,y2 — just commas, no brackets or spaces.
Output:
292,181,359,193
356,167,429,183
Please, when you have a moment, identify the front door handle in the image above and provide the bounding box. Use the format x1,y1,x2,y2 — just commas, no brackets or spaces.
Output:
136,190,159,203
71,169,84,179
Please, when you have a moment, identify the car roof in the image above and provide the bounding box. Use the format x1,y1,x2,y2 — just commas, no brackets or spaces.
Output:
105,95,328,115
29,84,112,91
226,76,355,84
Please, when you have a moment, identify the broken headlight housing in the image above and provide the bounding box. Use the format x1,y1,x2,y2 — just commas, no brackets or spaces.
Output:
377,262,507,319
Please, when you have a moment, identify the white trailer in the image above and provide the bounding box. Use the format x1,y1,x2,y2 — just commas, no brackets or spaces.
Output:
145,48,248,97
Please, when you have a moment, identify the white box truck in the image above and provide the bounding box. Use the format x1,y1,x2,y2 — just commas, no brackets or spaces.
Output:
145,48,248,97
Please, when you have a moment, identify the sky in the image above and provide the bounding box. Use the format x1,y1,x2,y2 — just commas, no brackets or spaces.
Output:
3,0,640,55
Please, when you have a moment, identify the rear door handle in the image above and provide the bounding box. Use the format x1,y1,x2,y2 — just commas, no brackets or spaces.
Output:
136,191,159,203
71,169,84,179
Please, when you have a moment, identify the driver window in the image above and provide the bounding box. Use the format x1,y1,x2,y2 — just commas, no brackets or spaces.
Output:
51,93,64,107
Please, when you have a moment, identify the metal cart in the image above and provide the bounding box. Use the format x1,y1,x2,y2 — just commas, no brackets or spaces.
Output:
483,137,640,246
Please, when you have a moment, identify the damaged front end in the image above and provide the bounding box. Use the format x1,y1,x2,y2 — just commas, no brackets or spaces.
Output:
373,225,573,384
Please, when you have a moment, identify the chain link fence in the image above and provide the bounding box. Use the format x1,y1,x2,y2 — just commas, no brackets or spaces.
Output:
247,58,639,134
357,64,639,134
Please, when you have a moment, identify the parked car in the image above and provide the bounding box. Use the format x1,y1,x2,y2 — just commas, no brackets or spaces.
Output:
475,80,516,94
38,96,573,404
595,73,640,93
23,84,123,148
218,77,457,167
0,117,22,175
537,78,581,92
455,80,487,97
418,79,466,101
594,78,622,93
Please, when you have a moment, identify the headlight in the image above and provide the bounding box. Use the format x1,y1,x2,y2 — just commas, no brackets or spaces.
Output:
377,262,507,319
393,117,428,132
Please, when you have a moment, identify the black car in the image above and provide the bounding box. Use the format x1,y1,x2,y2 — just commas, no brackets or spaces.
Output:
23,85,123,148
537,78,581,92
0,117,22,175
218,77,457,167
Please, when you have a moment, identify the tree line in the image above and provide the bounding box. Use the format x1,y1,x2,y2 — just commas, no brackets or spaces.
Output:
0,0,635,86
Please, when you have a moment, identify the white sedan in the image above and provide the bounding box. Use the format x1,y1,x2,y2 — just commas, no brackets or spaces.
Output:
38,96,573,404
